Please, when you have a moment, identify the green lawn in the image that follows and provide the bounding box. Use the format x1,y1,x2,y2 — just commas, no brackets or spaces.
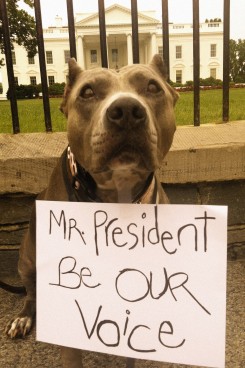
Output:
175,88,245,125
0,88,244,133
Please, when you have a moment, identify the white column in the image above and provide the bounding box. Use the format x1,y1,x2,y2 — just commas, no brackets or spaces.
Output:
0,61,8,100
151,33,157,58
106,35,109,68
127,33,133,65
144,42,148,63
77,35,85,69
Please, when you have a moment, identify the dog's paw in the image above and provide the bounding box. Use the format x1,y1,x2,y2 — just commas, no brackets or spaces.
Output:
5,316,32,338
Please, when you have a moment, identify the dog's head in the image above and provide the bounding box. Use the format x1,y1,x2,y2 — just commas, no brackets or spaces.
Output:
61,55,178,175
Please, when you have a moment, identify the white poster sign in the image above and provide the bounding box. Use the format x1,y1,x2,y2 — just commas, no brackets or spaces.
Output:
36,202,227,368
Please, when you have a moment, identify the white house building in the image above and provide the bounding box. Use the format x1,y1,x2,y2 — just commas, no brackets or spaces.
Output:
0,4,223,99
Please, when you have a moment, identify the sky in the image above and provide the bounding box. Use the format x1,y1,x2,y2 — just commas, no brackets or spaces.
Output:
19,0,245,40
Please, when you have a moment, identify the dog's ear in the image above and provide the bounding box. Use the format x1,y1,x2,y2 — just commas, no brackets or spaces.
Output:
150,54,179,106
60,58,83,116
68,58,83,85
150,54,168,80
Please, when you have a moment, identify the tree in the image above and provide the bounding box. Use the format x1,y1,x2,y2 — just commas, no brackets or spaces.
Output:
230,39,245,83
0,0,37,66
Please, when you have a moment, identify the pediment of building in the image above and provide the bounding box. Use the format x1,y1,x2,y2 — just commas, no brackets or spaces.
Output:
75,4,159,28
208,61,220,66
46,68,57,74
173,63,186,68
26,69,38,74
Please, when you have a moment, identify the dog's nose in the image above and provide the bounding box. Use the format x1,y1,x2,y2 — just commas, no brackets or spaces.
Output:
106,97,147,129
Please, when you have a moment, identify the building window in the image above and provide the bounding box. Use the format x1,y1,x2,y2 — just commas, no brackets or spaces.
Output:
176,46,182,59
64,50,70,64
28,56,35,64
158,46,163,59
12,51,16,65
176,70,182,84
112,48,118,63
14,77,18,85
48,76,55,85
46,51,53,64
30,76,37,85
210,44,217,57
210,68,217,79
90,50,97,64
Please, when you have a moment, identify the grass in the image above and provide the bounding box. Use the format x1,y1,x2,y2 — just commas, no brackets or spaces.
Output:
175,88,245,125
0,88,244,133
0,98,67,133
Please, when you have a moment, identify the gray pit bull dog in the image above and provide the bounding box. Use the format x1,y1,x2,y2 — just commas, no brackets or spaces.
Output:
5,54,178,367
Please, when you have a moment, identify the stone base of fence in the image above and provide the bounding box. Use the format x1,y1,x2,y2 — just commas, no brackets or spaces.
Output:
0,121,244,259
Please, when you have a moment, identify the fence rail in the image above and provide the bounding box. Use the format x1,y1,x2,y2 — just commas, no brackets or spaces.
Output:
1,0,230,133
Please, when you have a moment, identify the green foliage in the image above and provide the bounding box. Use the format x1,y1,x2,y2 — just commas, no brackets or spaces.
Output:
0,82,2,93
230,39,245,83
205,18,222,23
0,0,37,66
199,77,223,86
6,82,65,99
6,84,38,99
172,78,223,89
48,83,65,96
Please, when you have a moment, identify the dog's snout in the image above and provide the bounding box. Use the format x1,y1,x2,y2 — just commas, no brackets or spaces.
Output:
106,97,147,129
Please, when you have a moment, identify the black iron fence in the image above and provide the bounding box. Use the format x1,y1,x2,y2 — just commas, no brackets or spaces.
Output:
1,0,230,134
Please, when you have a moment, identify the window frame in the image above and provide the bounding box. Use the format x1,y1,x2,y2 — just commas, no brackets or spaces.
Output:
176,45,182,59
46,51,53,64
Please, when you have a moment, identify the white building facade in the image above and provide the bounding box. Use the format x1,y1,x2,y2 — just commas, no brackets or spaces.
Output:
0,4,223,99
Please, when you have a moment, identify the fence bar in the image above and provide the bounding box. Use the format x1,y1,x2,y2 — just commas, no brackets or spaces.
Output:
98,0,108,68
161,0,170,81
34,0,52,132
192,0,200,126
131,0,140,63
66,0,77,59
0,0,20,133
223,0,230,122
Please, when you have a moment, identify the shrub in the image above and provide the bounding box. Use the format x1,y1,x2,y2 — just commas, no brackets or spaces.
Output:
199,77,223,86
6,82,66,99
48,83,65,96
234,75,245,83
7,84,38,99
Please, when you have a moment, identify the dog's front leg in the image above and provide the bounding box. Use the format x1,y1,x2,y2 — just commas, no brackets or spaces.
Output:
5,224,36,338
61,347,83,368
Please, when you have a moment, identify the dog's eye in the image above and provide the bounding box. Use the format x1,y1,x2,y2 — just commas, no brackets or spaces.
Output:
147,80,162,94
80,85,95,99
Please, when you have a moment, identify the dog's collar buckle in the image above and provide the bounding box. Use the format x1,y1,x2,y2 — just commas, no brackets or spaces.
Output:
67,146,79,189
67,146,102,202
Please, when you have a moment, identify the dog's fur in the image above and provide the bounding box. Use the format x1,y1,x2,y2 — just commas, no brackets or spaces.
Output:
5,55,178,367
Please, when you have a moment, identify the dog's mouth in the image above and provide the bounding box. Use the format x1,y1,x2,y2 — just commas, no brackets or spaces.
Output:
89,130,158,173
107,144,142,170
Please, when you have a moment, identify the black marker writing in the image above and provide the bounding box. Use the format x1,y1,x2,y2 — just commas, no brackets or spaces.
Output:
50,256,101,289
93,207,216,256
75,301,186,352
116,268,211,315
49,210,86,244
